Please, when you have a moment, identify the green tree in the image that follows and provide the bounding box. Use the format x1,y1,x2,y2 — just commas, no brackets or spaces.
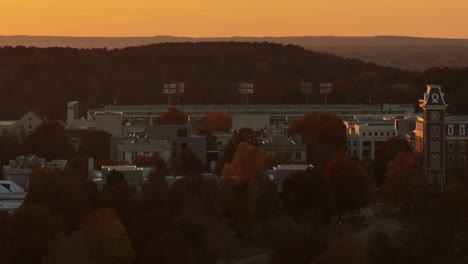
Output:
24,120,73,160
105,169,126,189
79,130,111,161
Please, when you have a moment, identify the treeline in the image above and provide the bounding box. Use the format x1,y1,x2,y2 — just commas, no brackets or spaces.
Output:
0,41,420,120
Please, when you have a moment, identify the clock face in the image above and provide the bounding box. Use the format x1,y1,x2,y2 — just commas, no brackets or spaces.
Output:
430,111,441,121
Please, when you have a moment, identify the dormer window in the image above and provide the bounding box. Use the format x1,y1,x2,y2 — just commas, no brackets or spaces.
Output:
460,125,465,135
448,125,454,135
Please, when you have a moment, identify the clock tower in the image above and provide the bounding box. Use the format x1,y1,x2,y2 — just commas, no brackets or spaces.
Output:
419,85,448,191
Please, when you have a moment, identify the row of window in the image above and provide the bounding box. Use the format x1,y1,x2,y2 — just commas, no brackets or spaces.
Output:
430,141,466,153
361,132,396,136
430,154,466,168
448,124,466,135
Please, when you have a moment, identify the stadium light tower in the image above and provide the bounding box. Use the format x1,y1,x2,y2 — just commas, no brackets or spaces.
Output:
301,82,313,104
163,83,185,105
320,83,332,111
238,83,254,104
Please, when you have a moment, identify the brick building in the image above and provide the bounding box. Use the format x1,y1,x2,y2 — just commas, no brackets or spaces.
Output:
414,84,468,191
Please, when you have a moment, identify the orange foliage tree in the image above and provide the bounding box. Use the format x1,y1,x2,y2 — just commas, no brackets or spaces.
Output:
383,151,426,214
325,150,373,220
289,112,346,168
199,111,232,134
158,107,188,125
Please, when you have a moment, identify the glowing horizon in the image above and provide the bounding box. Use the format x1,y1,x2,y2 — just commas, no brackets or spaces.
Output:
3,0,468,38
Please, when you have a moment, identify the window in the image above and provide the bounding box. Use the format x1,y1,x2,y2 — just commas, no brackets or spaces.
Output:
427,172,434,184
363,133,366,136
461,155,466,168
448,125,454,135
461,141,466,152
431,126,440,137
461,125,466,135
295,152,302,160
177,129,188,137
181,143,188,149
387,132,390,136
392,132,396,136
353,150,357,156
430,141,440,152
363,150,370,157
430,155,440,168
29,125,32,129
448,141,454,152
448,155,454,168
381,132,384,136
353,141,357,147
172,142,177,147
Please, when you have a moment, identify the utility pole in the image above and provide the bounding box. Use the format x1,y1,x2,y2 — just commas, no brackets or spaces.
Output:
320,83,332,111
301,82,313,104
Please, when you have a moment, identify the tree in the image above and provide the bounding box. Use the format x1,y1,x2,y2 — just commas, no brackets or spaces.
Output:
289,112,346,168
176,149,205,174
367,231,398,264
139,231,194,264
134,154,168,177
316,236,370,264
325,150,373,220
271,234,327,264
199,111,232,134
222,143,267,239
99,183,136,225
282,167,335,224
79,130,111,161
24,167,61,207
383,151,426,214
223,128,261,163
372,137,411,185
436,182,468,231
265,148,292,168
158,107,187,125
24,120,72,160
45,208,135,264
7,205,63,264
105,169,126,189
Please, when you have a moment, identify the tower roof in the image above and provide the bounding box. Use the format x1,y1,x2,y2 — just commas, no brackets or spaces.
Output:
420,84,447,107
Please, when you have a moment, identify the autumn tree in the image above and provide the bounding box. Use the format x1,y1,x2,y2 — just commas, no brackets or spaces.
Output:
199,111,232,134
372,137,411,185
316,236,371,264
24,120,73,160
135,154,168,178
223,127,262,163
436,182,468,231
7,205,63,264
325,150,373,220
282,167,335,224
79,130,111,161
367,231,398,264
158,107,188,125
383,151,426,214
45,208,135,264
265,148,292,168
221,142,267,239
271,234,327,264
289,112,346,168
139,231,194,264
99,183,136,225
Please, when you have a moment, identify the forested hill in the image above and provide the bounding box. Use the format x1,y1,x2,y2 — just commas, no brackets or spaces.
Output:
0,42,467,119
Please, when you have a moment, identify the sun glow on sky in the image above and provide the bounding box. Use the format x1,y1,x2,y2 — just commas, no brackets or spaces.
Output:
2,0,468,37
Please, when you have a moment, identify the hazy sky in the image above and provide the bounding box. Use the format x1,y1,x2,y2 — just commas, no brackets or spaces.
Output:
3,0,468,38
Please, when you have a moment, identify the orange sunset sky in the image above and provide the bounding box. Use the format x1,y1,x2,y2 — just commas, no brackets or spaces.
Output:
2,0,468,38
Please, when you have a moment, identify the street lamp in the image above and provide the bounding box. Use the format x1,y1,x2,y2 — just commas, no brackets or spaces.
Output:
301,82,313,104
163,83,185,105
320,83,332,111
238,83,254,104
